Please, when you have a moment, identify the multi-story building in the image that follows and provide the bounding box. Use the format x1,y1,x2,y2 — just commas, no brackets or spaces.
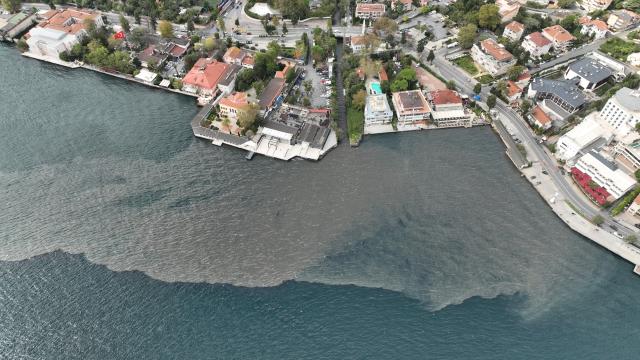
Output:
574,151,636,200
364,94,394,125
26,8,103,58
522,32,552,59
345,35,367,53
542,25,576,52
599,87,640,138
607,9,640,32
580,0,613,13
470,39,516,76
527,78,587,121
391,90,431,125
355,3,386,19
579,17,609,39
428,89,470,127
223,46,255,69
564,57,613,91
627,194,640,216
496,0,523,23
555,114,613,161
0,12,37,40
503,21,525,42
612,141,640,174
182,59,240,96
218,92,250,120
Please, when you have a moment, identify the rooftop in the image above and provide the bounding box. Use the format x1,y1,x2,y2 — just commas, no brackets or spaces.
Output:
430,89,462,105
567,57,613,84
543,25,576,43
531,105,552,125
525,32,552,47
479,38,513,62
259,77,286,109
219,92,249,109
393,90,431,112
530,78,587,108
182,58,229,90
365,94,392,112
612,87,640,113
355,3,386,12
505,21,524,33
38,9,98,35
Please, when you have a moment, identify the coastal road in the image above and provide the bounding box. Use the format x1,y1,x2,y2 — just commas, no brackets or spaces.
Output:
425,48,636,237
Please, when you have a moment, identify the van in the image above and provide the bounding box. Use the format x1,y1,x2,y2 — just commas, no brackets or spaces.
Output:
447,42,459,48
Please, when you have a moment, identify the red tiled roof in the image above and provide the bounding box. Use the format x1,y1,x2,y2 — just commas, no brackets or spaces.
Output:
378,67,388,81
182,58,229,90
219,92,249,110
356,3,385,12
531,105,551,125
38,9,98,35
526,32,551,47
543,25,576,43
505,21,524,33
506,80,522,97
430,89,462,105
480,39,513,62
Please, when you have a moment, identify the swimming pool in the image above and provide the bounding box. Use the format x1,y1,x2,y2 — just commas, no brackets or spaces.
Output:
370,82,382,94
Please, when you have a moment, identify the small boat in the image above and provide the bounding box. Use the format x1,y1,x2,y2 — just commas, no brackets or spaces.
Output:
634,264,640,276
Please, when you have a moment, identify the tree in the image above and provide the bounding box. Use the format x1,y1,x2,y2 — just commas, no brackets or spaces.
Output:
352,89,367,110
624,234,637,244
159,20,174,38
203,37,216,51
592,214,604,226
217,17,226,33
446,80,456,90
487,94,497,108
557,0,576,8
427,49,435,62
119,14,130,33
128,27,149,50
237,103,260,131
16,38,28,52
235,18,240,26
473,83,482,94
303,80,313,94
458,24,477,49
417,42,425,53
390,79,409,92
187,19,195,32
478,4,500,30
507,65,525,81
1,0,20,13
373,17,398,35
520,99,532,115
282,22,288,34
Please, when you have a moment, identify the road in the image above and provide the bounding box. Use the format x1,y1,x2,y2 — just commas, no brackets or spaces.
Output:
424,47,636,237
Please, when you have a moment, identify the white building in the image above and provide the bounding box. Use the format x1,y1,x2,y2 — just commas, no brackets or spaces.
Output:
26,9,103,58
391,90,431,124
580,0,613,13
555,113,613,161
521,32,552,59
364,94,393,125
428,89,470,127
564,57,613,91
575,151,636,200
503,21,525,42
355,3,386,19
579,18,609,40
470,39,516,76
628,52,640,67
600,87,640,139
542,25,576,52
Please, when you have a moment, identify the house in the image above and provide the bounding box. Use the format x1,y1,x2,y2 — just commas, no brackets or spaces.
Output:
391,90,432,125
258,77,286,114
503,21,525,42
574,150,636,201
555,114,613,161
137,44,169,68
355,3,386,19
218,92,250,120
527,78,586,121
607,10,640,32
564,57,613,91
391,0,413,11
428,89,470,127
599,87,640,139
364,94,394,125
506,80,522,103
626,193,640,216
516,71,531,87
0,12,37,40
470,38,516,76
530,105,552,130
495,0,522,23
345,35,367,53
579,17,608,39
542,25,576,52
580,0,613,13
26,8,103,58
223,46,255,69
182,58,236,96
522,32,552,59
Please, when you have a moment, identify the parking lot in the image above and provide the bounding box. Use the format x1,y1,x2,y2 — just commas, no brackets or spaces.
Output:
303,62,332,108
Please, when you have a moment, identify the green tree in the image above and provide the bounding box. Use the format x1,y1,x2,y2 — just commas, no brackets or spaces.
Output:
303,80,313,94
16,38,28,52
458,24,477,49
507,65,525,81
159,20,174,38
557,0,575,8
203,37,216,51
592,214,605,226
235,18,240,26
487,94,497,108
520,99,532,114
446,80,456,90
217,17,226,33
119,14,130,33
351,89,367,110
282,22,288,34
390,79,409,92
187,18,195,32
478,4,500,30
473,83,482,94
427,49,435,62
417,42,425,53
237,103,260,131
624,234,637,243
1,0,21,13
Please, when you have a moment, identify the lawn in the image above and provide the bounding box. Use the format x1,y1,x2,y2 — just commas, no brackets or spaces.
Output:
347,107,364,145
453,56,479,75
477,74,494,84
599,38,640,62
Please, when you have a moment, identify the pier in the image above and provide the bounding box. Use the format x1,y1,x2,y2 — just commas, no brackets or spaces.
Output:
492,120,528,170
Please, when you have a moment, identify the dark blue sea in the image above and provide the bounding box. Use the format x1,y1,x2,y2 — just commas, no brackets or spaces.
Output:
1,44,640,359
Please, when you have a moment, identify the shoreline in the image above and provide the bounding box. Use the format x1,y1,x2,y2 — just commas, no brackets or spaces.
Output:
494,116,640,272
